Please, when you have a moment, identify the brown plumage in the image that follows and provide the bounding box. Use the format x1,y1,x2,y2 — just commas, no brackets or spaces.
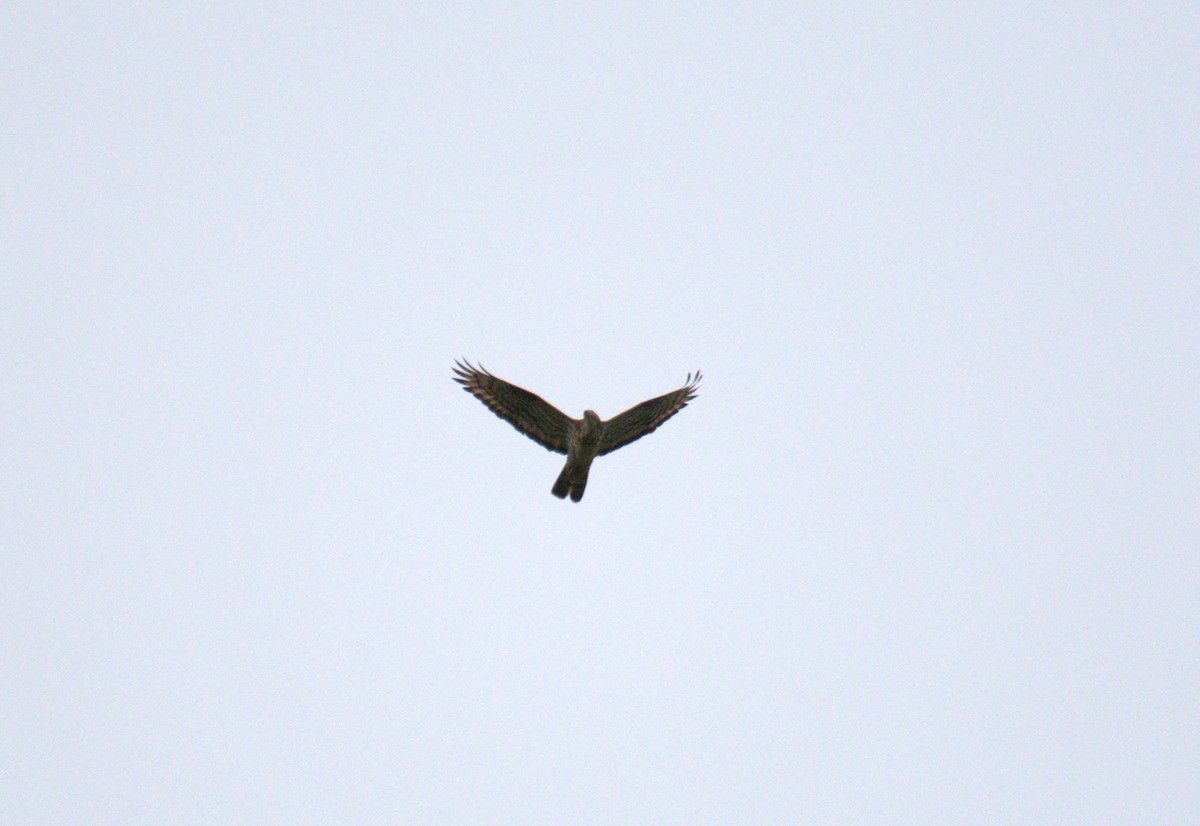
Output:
453,360,701,501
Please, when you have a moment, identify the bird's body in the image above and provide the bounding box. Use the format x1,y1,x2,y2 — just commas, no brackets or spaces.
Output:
453,361,700,501
552,410,603,501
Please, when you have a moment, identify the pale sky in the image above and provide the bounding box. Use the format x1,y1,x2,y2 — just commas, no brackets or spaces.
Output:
4,4,1197,823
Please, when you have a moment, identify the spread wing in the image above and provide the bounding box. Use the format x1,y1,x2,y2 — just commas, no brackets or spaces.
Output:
598,371,701,456
453,360,572,454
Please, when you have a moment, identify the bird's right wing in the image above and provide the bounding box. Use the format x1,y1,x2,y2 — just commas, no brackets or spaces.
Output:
597,371,701,456
453,360,572,454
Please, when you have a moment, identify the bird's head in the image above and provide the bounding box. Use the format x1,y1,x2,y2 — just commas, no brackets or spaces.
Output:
583,409,601,426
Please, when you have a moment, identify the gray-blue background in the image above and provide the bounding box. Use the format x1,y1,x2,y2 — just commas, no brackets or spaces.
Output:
4,4,1196,822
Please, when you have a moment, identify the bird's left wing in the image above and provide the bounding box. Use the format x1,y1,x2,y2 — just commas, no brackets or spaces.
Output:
453,360,572,454
597,371,701,456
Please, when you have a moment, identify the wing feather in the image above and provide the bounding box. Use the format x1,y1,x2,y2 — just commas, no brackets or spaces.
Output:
453,360,572,454
597,371,701,456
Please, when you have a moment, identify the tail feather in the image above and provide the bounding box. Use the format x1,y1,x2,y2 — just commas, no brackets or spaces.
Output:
551,471,570,499
551,460,591,502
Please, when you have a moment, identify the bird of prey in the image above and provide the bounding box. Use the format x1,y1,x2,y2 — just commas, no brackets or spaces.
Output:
453,360,701,501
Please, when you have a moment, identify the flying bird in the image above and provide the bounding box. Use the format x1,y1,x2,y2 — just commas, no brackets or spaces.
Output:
453,360,701,501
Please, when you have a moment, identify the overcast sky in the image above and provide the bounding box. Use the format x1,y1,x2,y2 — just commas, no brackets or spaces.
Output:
4,4,1197,823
